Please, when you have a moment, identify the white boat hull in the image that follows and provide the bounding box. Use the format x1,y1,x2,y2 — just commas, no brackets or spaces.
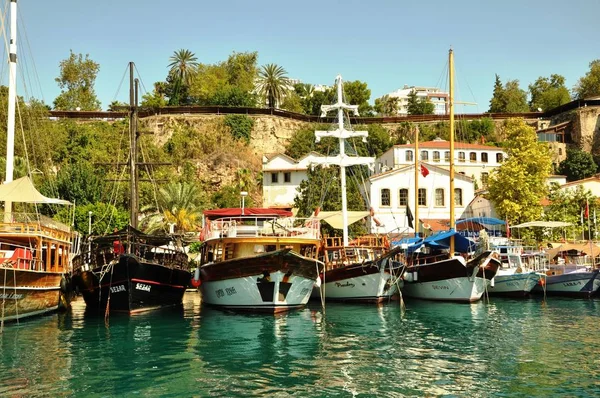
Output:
532,269,600,297
201,271,315,312
489,271,543,297
401,276,489,302
312,269,400,302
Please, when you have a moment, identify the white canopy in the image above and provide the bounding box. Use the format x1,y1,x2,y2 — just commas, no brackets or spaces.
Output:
510,221,572,229
0,176,71,205
314,211,370,230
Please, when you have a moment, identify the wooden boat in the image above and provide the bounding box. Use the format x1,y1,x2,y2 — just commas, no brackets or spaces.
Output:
0,1,75,325
401,50,501,302
71,63,190,314
198,208,322,313
307,76,403,303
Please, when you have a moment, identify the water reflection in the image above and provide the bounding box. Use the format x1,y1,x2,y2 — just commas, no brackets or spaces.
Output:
0,293,598,396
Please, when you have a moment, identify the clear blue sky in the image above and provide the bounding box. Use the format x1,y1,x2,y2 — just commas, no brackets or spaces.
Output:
6,0,600,112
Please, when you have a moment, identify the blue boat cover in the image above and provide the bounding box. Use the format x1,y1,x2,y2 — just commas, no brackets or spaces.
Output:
406,230,477,253
455,217,505,226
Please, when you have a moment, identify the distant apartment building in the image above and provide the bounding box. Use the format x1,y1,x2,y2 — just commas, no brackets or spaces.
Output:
386,85,449,115
376,138,507,189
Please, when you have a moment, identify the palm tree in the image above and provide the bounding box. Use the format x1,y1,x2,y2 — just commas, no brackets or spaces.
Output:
257,64,290,109
168,49,199,86
141,182,205,233
167,49,199,105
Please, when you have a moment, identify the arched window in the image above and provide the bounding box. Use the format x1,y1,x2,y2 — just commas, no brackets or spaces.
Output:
481,152,488,163
406,150,413,162
496,153,503,163
381,188,391,207
458,152,466,162
469,152,477,162
444,151,450,162
420,151,429,161
398,188,408,206
433,151,440,162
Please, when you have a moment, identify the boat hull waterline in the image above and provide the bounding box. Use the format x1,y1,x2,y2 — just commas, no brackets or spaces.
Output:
200,249,321,313
73,255,191,314
532,269,600,298
489,271,544,297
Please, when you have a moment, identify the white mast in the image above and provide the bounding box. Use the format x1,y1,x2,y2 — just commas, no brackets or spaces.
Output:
4,0,18,219
312,75,374,246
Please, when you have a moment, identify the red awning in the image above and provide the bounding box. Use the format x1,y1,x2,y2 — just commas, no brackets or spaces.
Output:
203,208,293,219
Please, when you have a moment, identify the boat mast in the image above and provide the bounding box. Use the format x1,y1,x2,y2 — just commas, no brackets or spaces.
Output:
313,75,374,246
414,127,419,237
4,0,18,219
449,48,455,254
129,62,139,229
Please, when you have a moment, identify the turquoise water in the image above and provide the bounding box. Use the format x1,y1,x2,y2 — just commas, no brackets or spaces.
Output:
0,293,598,397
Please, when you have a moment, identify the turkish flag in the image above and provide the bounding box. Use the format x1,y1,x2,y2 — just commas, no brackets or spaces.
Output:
420,164,429,178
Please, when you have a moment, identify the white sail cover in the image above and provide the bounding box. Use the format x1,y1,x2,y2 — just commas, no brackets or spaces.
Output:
315,211,370,230
0,176,70,204
510,221,571,229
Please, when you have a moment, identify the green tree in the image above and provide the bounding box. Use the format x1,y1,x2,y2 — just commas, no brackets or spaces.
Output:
573,59,600,99
140,182,207,233
211,185,254,209
224,51,258,93
53,50,101,111
280,91,304,113
487,119,552,224
45,161,107,205
55,202,129,236
167,49,199,105
544,185,597,240
558,148,597,182
374,95,399,116
488,75,529,113
528,74,571,112
407,90,434,115
224,114,254,143
208,86,256,107
342,80,373,116
257,64,290,108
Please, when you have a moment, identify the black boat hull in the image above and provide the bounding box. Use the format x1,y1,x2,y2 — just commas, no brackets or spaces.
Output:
73,254,191,314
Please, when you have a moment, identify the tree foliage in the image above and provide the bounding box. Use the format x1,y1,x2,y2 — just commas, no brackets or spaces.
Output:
544,185,597,240
573,59,600,99
487,119,552,224
488,75,528,113
558,148,597,182
528,74,571,112
407,90,434,115
257,64,290,108
53,50,101,111
374,95,399,116
342,80,373,116
167,49,199,105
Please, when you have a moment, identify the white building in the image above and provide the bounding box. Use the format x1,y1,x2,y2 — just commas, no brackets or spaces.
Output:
386,85,448,115
368,163,475,235
262,152,324,208
377,139,507,189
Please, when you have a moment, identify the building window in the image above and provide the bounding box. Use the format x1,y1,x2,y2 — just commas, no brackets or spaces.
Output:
481,172,489,187
435,188,444,206
381,189,390,207
418,188,427,206
284,172,291,183
558,148,563,156
481,152,488,163
454,188,463,206
496,153,503,163
469,152,477,162
458,152,465,162
444,151,450,162
406,150,413,162
271,172,279,183
421,151,429,161
399,188,408,206
433,151,440,162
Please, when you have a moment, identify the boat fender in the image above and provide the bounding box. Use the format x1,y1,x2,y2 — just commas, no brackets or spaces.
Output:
404,272,413,282
191,268,201,288
490,277,495,287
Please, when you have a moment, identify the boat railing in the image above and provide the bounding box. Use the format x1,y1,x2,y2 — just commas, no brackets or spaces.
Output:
72,240,189,271
206,217,321,240
0,212,72,240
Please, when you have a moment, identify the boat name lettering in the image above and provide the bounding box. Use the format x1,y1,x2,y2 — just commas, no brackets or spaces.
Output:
0,293,23,300
563,281,581,287
135,283,151,292
432,285,449,290
225,287,237,296
335,282,355,288
300,287,310,296
110,285,126,293
216,289,225,298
